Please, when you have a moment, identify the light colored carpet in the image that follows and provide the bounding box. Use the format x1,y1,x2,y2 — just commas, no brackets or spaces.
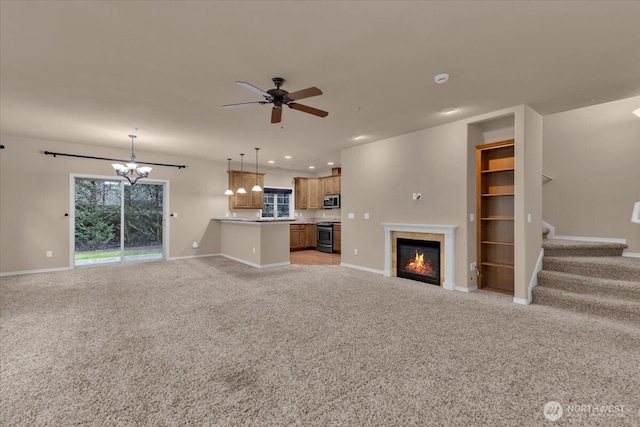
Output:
1,257,639,426
535,239,640,323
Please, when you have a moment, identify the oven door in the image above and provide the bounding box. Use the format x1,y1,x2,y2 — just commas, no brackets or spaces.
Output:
317,226,333,253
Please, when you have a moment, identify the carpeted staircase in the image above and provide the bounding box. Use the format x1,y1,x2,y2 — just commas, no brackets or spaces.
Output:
533,239,640,323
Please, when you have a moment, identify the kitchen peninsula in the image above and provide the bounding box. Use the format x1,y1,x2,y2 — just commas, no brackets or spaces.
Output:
216,219,293,268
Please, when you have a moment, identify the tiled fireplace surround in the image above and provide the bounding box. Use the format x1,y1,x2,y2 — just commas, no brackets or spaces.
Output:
383,224,457,291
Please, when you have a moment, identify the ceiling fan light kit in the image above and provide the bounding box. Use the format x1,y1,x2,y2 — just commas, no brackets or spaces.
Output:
223,77,328,124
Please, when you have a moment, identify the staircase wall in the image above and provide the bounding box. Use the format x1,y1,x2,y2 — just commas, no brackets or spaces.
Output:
542,96,640,253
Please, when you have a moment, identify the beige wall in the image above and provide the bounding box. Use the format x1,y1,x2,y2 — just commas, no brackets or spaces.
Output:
341,120,470,285
0,134,230,273
542,96,640,252
341,105,542,299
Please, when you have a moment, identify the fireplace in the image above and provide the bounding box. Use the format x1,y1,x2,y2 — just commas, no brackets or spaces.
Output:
383,224,457,290
396,238,441,285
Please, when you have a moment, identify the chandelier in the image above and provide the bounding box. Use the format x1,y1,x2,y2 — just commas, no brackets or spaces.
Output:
111,134,152,185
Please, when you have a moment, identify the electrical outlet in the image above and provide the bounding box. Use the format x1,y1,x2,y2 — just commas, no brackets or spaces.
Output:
470,213,475,222
46,251,53,258
470,262,477,272
192,242,198,249
354,248,358,255
252,247,256,253
364,213,370,219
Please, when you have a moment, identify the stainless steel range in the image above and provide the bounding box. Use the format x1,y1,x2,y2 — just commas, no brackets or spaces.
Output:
316,222,333,253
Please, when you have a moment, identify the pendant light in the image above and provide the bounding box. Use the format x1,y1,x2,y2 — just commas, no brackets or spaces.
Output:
252,147,262,192
111,134,152,185
236,153,247,194
224,158,234,195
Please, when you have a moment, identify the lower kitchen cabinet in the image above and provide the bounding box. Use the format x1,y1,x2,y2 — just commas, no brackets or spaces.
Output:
333,224,341,253
290,224,317,251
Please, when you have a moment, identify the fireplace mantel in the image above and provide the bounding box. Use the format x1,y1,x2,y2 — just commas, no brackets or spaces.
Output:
382,223,457,290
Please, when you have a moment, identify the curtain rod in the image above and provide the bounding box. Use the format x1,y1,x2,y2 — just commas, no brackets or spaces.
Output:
43,150,186,169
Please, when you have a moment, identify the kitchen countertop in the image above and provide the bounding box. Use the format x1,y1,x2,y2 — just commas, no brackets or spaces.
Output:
215,218,295,223
215,218,340,224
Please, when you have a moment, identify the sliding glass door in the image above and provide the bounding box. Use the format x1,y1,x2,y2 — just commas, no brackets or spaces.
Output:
74,178,164,266
122,182,164,262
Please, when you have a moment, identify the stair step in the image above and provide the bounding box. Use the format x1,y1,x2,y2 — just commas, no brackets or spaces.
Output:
537,270,640,299
543,256,640,282
533,286,640,323
543,239,627,257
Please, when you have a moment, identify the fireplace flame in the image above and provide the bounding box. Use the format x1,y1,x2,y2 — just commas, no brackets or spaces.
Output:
406,250,434,275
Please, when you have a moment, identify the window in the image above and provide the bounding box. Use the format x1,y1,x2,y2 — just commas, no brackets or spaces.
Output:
262,187,293,219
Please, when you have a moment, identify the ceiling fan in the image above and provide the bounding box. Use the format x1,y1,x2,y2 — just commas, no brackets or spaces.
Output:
222,77,328,124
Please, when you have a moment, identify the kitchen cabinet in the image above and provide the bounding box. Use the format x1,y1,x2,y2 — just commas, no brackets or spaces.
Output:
476,139,514,295
323,176,341,195
290,224,317,251
333,224,341,253
228,171,264,210
295,172,341,210
294,178,307,209
307,179,322,209
290,224,302,250
306,224,317,248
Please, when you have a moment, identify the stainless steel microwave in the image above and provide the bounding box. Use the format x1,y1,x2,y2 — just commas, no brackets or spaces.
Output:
323,194,340,209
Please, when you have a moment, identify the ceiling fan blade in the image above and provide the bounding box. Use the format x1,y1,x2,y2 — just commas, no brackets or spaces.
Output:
288,102,329,118
235,81,271,98
287,87,323,101
271,107,282,123
222,101,267,108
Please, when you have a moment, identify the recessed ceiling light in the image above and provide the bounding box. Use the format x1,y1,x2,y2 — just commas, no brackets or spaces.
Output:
284,155,292,159
309,166,315,169
353,135,366,141
440,106,457,114
633,108,640,117
327,162,334,166
268,160,275,164
434,73,449,84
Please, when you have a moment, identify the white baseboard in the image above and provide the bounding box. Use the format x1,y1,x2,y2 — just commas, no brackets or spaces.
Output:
622,252,640,258
167,253,220,261
219,254,289,269
554,235,627,245
0,266,71,277
340,262,385,276
513,297,531,305
455,285,477,293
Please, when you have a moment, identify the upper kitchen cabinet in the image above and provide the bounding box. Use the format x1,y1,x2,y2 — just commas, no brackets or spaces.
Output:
295,177,323,209
228,170,264,209
307,179,322,209
295,169,342,210
323,176,341,195
294,178,308,209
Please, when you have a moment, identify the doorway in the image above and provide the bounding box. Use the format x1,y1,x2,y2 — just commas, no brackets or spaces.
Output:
73,177,165,266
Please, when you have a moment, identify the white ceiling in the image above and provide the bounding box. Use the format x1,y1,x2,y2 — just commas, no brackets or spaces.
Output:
1,1,639,172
